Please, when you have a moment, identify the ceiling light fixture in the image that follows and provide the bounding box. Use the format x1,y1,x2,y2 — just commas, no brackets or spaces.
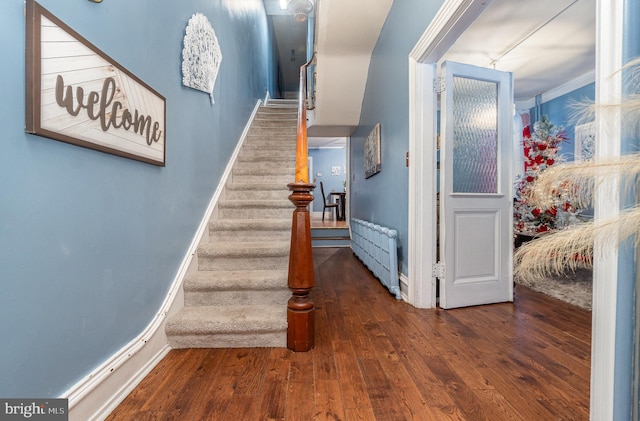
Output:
279,0,288,10
286,0,313,22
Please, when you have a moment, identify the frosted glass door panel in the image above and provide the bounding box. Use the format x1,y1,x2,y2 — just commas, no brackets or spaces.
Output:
452,77,498,194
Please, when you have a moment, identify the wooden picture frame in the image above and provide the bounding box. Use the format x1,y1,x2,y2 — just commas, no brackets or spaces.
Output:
25,0,167,166
364,123,381,178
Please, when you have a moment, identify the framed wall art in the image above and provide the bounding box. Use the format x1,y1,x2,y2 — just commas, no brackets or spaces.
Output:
574,121,595,161
364,123,381,178
25,0,167,166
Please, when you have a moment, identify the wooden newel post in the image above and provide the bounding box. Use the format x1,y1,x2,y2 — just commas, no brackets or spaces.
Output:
287,181,315,352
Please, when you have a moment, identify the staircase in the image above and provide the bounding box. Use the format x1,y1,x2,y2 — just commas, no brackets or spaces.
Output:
166,101,297,348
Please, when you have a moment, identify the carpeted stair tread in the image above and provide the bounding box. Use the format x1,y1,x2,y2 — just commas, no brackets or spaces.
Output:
256,109,297,113
258,107,297,112
241,145,296,154
237,154,295,164
166,305,287,335
234,162,295,172
198,241,290,257
226,182,292,191
223,189,290,201
233,166,295,176
208,219,291,242
230,175,293,184
218,200,293,209
210,219,291,230
241,141,296,149
184,269,288,291
251,120,297,128
248,128,297,136
256,108,297,114
243,137,296,145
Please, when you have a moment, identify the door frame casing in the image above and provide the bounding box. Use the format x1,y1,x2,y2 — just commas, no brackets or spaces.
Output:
590,0,623,418
407,0,493,308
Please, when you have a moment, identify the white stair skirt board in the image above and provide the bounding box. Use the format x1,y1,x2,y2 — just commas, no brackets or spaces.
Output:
64,100,264,421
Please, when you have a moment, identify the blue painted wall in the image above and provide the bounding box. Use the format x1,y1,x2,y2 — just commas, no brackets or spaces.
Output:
309,148,346,212
530,83,596,162
0,0,269,397
350,0,444,274
267,18,282,99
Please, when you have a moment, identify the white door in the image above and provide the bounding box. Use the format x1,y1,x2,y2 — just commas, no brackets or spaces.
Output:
439,61,513,309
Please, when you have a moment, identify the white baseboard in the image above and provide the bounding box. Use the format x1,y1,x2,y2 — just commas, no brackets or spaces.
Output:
64,99,263,421
399,272,409,302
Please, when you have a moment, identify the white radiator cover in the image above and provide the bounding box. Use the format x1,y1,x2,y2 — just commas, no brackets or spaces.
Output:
350,218,401,299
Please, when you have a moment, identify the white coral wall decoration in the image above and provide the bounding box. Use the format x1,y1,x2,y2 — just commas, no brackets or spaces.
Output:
182,13,222,104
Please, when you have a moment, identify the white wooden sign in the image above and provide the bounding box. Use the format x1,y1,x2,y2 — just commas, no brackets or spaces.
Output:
26,0,166,166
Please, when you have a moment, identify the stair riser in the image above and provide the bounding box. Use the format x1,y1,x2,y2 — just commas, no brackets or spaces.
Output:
210,230,291,242
248,128,297,136
218,207,293,219
262,101,297,106
198,255,289,271
184,289,290,307
255,115,297,122
239,151,297,161
251,120,297,128
243,139,296,148
233,167,295,176
257,108,297,113
251,119,296,124
312,239,352,248
224,190,290,200
168,331,286,349
256,109,297,115
237,154,295,164
245,134,296,141
241,144,297,152
235,160,294,170
231,175,294,184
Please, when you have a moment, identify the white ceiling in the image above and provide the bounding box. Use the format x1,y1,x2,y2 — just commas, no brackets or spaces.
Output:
266,0,596,146
442,0,596,103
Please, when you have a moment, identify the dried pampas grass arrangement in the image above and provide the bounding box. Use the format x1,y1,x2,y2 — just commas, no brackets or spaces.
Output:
514,205,640,281
514,58,640,280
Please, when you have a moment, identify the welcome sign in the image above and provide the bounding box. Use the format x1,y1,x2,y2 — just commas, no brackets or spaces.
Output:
25,0,166,166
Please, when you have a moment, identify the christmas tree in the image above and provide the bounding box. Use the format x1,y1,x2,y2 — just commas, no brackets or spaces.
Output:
514,115,578,233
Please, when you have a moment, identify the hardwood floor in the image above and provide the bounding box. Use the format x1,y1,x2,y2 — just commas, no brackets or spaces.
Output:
310,214,348,229
107,248,591,420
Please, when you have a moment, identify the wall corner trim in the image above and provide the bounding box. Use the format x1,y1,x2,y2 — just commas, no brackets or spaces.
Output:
64,99,264,421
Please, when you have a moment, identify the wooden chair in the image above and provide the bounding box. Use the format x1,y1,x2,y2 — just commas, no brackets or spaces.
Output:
320,181,338,221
